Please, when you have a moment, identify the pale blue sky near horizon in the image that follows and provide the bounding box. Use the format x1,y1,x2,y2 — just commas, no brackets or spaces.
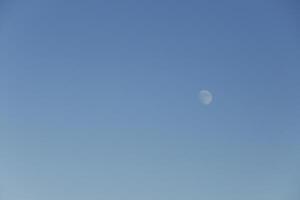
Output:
0,0,300,199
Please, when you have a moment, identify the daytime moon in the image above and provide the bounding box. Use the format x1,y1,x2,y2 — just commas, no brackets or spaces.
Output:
199,90,213,105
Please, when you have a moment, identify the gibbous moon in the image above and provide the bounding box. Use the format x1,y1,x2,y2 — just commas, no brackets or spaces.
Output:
199,90,213,105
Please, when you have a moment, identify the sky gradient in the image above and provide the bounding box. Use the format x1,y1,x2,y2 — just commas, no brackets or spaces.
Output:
0,0,300,199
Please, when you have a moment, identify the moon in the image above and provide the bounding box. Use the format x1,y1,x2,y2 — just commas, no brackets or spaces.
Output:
199,90,213,105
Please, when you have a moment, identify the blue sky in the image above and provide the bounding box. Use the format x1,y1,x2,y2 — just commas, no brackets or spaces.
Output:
0,0,299,199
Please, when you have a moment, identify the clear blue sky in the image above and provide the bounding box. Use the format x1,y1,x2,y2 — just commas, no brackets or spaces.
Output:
0,0,299,199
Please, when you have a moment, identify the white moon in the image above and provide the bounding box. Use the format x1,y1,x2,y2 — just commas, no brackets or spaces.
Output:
199,90,213,105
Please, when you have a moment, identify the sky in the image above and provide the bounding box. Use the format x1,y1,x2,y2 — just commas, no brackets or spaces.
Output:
0,0,300,199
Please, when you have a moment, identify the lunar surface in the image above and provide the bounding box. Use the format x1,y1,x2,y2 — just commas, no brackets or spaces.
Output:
199,90,213,105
